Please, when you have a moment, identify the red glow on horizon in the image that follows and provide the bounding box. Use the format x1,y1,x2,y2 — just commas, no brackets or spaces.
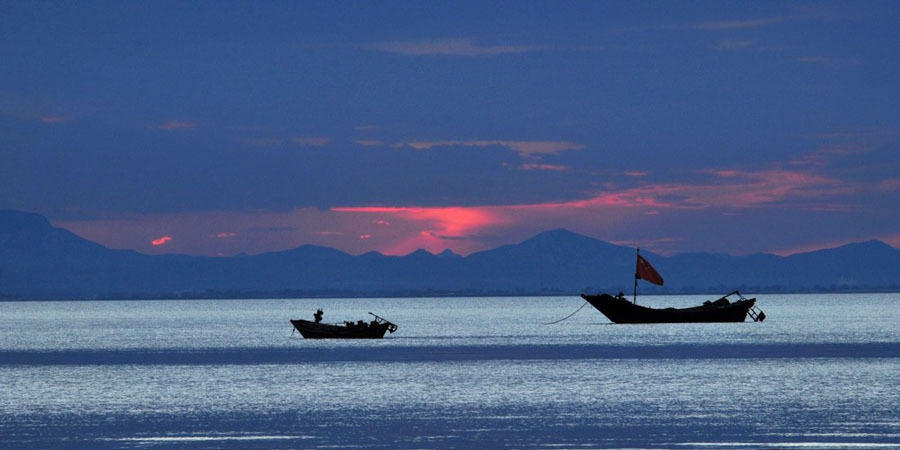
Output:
151,236,172,246
328,166,860,255
51,159,888,258
333,205,509,254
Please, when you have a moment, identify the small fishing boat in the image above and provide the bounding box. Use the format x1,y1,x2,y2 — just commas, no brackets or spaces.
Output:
581,250,765,324
290,310,398,339
581,291,764,323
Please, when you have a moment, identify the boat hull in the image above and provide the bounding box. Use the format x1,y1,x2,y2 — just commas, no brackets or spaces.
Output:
290,319,392,339
581,293,755,324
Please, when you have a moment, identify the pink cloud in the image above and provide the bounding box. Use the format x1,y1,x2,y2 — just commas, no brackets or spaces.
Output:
41,115,66,123
356,140,383,147
520,163,569,171
789,144,868,168
881,234,900,249
151,236,172,246
159,121,196,130
213,232,237,239
291,136,332,147
405,139,584,158
878,179,900,191
359,234,372,240
641,168,853,210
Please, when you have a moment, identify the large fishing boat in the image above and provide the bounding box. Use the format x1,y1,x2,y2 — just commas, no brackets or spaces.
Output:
291,310,398,339
581,250,765,324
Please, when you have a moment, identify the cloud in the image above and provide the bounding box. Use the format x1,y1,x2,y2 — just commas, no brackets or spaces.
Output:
365,38,547,56
151,236,172,246
405,140,584,158
878,179,900,192
40,115,66,123
241,136,333,147
213,232,237,239
788,143,869,169
291,136,332,147
798,56,857,65
881,234,900,249
249,226,295,233
159,121,196,131
712,40,755,52
671,17,785,31
356,140,383,147
519,163,569,171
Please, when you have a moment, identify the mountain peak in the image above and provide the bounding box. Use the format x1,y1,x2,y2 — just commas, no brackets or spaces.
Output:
794,239,898,257
0,210,53,233
535,228,580,237
526,228,593,244
522,228,625,250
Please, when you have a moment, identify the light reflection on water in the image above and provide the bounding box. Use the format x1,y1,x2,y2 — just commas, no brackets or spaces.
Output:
0,294,898,449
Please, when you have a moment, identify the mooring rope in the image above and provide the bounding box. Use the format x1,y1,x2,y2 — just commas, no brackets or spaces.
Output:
544,301,589,325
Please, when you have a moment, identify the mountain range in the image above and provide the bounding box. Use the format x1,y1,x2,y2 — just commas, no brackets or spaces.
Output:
1,210,898,299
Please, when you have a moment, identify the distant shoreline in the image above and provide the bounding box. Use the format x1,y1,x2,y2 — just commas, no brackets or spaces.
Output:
3,288,899,302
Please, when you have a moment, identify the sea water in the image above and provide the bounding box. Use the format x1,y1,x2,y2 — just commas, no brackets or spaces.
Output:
0,294,898,449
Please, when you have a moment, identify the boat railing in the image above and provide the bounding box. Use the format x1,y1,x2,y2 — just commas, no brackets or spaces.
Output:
747,304,766,322
368,312,399,333
718,290,743,301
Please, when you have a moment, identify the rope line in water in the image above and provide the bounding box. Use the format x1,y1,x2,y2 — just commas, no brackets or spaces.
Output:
544,301,589,324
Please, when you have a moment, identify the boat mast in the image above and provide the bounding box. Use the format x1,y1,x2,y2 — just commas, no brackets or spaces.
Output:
633,248,639,304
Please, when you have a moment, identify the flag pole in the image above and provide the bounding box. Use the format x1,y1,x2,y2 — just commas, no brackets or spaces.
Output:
633,248,639,304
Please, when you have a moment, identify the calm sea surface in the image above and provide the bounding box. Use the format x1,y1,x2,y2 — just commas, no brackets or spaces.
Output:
1,294,898,449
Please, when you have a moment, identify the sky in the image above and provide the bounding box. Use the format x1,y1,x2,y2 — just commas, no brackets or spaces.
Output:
1,1,899,257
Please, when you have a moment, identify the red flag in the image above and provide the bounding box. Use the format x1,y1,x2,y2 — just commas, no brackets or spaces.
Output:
636,254,664,286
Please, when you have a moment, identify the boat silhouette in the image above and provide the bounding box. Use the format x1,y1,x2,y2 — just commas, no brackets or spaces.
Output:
581,250,765,323
291,310,398,339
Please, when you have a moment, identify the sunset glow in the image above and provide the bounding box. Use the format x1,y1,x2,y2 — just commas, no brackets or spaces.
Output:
7,1,898,259
151,236,172,246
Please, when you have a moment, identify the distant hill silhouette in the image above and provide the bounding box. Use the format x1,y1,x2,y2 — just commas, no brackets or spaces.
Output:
1,210,898,299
